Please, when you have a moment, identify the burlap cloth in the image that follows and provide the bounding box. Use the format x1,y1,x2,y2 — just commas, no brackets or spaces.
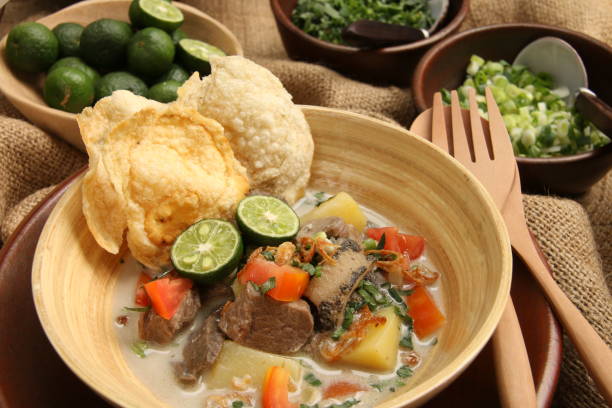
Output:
0,0,610,406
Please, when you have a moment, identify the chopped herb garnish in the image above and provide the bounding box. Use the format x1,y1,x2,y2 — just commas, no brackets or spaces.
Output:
304,372,322,386
261,250,275,262
342,305,355,329
361,280,386,304
123,306,150,313
313,191,328,207
397,365,414,378
376,233,386,250
292,0,434,45
357,288,377,310
130,340,148,358
393,304,412,324
331,326,346,340
314,265,323,278
388,287,404,303
400,333,414,349
232,402,244,408
370,382,384,392
260,277,276,295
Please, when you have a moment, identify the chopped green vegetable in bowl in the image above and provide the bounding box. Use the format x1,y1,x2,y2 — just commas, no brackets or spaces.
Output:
443,55,610,158
291,0,434,45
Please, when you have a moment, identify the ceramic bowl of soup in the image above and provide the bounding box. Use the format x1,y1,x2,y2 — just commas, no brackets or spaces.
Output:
32,106,511,408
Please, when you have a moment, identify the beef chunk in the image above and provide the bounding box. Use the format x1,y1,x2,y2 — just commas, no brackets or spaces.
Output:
175,310,225,384
297,216,362,243
139,288,201,344
219,284,313,354
304,239,372,330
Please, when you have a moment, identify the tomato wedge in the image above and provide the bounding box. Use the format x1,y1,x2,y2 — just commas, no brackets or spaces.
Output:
238,258,309,302
144,276,193,320
135,272,152,306
262,366,294,408
397,234,425,260
406,286,445,338
367,227,425,260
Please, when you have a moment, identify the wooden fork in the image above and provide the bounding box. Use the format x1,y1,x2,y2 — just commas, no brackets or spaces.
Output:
432,89,537,408
482,88,612,404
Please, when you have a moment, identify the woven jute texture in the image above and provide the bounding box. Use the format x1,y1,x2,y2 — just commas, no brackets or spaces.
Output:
0,0,610,407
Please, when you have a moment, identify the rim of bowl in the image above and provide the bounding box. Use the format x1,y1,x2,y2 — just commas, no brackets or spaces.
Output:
32,106,512,408
412,22,612,163
269,0,470,54
0,0,243,124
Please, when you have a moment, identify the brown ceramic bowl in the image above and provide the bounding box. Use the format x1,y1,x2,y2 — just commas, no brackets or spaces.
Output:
270,0,469,85
412,23,612,195
0,0,243,152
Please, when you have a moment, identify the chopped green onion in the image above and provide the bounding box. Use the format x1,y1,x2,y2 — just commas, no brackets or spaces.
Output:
130,340,148,358
304,372,322,386
443,54,610,158
260,277,276,295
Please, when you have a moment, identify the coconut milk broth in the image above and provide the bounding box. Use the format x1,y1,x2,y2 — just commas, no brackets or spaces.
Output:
113,190,445,407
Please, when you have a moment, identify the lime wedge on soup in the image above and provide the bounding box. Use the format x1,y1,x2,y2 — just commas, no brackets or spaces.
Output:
171,219,243,282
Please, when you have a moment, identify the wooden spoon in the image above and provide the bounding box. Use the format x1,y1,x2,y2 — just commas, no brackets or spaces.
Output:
341,0,449,48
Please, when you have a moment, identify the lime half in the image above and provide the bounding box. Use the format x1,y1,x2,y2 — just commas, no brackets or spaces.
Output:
171,219,243,283
138,0,184,32
236,196,300,245
178,38,225,75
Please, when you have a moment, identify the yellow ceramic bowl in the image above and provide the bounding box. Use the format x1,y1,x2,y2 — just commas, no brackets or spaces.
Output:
0,0,243,151
33,106,512,408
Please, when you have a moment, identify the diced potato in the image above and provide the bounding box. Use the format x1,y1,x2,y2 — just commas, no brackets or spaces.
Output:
339,307,401,371
301,192,367,231
207,341,303,389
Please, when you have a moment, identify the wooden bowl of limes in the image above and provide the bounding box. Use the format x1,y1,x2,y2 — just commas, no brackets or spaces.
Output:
0,0,243,151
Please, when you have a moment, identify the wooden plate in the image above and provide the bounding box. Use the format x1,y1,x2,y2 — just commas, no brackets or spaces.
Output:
0,108,559,407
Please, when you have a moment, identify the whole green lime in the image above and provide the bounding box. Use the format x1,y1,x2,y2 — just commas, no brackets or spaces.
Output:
148,80,181,103
79,19,133,70
6,22,59,73
96,71,148,100
127,27,175,78
170,28,187,46
52,22,83,57
157,63,189,83
43,67,95,113
49,56,100,84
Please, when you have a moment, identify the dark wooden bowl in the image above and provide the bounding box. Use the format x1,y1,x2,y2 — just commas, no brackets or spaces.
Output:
412,24,612,195
270,0,469,86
